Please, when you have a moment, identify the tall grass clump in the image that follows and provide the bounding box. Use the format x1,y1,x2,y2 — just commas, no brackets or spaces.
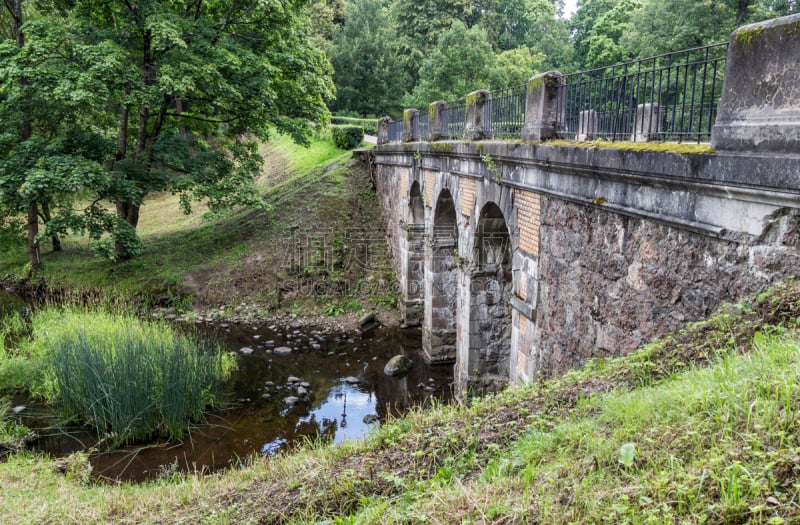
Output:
27,308,234,444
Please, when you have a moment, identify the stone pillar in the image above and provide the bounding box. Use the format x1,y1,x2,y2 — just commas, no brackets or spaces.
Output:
522,71,564,142
429,101,448,141
577,109,598,141
631,103,660,142
403,109,419,142
464,90,493,140
422,234,458,364
711,14,800,153
401,223,425,326
377,116,391,145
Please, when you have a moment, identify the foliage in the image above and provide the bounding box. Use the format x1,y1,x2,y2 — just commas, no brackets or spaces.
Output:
21,308,235,443
330,125,365,150
405,21,502,107
330,116,379,135
495,47,547,86
0,0,334,260
330,0,405,116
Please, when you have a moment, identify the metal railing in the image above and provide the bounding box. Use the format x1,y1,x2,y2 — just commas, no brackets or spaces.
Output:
381,42,728,144
555,43,728,142
388,120,403,142
491,84,526,139
444,102,466,140
417,111,429,140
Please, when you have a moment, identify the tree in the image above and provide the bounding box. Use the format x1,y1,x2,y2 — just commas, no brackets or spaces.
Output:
582,0,640,68
405,21,501,108
389,0,473,88
495,47,547,86
1,0,334,260
330,0,404,116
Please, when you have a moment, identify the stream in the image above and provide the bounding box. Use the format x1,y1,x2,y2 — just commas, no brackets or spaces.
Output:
0,291,454,483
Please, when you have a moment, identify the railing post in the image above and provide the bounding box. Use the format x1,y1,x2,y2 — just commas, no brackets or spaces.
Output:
465,90,493,140
522,71,564,142
403,109,419,142
631,103,660,142
712,13,800,153
429,101,448,141
577,110,597,141
377,116,391,145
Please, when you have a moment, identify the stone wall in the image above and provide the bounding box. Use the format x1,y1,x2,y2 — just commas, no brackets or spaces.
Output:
534,198,800,375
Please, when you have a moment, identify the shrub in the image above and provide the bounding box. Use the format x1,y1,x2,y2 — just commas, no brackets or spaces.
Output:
25,308,235,444
330,116,379,136
331,125,365,150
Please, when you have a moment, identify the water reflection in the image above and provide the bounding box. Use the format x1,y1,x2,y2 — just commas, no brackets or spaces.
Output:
10,318,453,483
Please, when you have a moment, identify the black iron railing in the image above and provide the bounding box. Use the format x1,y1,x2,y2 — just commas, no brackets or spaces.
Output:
555,43,728,142
417,111,429,140
445,102,466,140
381,42,728,144
492,84,527,139
387,120,403,142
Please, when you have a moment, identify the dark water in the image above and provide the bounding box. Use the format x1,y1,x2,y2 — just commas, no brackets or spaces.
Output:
9,313,454,483
0,289,25,317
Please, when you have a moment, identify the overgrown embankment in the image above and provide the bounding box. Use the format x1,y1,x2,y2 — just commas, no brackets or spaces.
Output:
1,281,798,523
0,134,391,323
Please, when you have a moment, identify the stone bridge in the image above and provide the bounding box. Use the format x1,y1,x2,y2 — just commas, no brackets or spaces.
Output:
370,14,800,396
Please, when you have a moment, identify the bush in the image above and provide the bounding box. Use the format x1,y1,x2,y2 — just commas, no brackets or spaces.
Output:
331,125,365,150
330,116,379,136
25,308,235,443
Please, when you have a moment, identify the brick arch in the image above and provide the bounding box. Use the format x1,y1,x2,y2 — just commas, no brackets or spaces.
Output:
422,186,460,364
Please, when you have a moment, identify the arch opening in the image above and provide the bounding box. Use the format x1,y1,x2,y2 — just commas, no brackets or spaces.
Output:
463,202,513,394
401,181,425,325
422,189,458,364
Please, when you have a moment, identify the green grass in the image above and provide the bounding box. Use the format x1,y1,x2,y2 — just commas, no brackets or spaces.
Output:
0,132,374,312
0,283,797,523
3,307,235,444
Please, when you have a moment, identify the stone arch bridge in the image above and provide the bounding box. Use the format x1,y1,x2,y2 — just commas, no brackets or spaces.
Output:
370,14,800,396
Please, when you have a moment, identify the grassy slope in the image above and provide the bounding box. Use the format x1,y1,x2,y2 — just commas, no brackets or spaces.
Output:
0,134,386,314
1,283,799,524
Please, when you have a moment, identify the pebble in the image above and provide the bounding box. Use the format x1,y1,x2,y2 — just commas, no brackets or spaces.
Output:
299,381,311,389
240,347,255,355
274,347,292,356
265,381,275,387
287,376,301,383
311,343,321,350
11,406,25,414
253,335,261,340
262,393,271,399
345,376,360,384
296,386,308,397
284,396,299,406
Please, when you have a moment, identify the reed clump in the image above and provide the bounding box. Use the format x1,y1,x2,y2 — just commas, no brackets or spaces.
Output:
26,308,234,444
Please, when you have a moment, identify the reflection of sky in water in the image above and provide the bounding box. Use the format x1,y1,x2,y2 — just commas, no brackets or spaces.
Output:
298,383,377,444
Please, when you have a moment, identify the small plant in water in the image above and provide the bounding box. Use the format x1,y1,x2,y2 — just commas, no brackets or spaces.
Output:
26,308,235,444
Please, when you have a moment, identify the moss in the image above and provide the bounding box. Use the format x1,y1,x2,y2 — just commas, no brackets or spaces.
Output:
430,142,456,153
527,75,543,95
782,21,800,36
545,140,715,155
428,104,437,123
466,92,478,107
734,24,764,48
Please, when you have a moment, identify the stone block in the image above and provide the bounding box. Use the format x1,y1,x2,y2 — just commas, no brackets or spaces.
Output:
429,101,448,141
631,103,660,142
465,90,493,140
403,109,419,142
522,71,565,142
377,116,391,145
577,109,597,141
711,14,800,153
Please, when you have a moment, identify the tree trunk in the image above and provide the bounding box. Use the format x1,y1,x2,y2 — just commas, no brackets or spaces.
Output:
114,199,140,259
10,0,39,268
27,202,40,268
40,201,61,252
